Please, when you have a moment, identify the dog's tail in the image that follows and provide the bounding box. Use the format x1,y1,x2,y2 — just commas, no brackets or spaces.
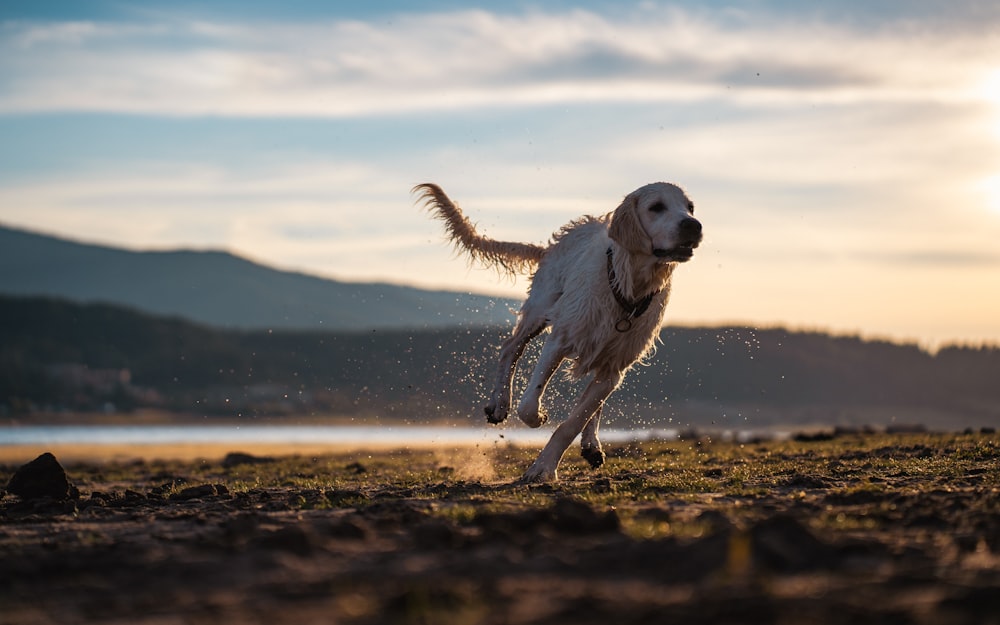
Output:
413,183,546,276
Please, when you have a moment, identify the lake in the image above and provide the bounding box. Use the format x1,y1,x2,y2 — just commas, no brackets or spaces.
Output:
0,424,691,448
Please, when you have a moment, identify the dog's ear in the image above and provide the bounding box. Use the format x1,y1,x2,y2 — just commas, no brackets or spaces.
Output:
608,192,649,253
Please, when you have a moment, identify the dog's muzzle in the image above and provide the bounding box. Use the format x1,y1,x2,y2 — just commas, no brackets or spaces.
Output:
654,217,702,262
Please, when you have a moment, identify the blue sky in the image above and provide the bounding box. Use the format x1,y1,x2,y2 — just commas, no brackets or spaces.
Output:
2,1,1000,347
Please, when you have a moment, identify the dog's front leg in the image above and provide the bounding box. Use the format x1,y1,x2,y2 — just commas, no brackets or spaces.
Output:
485,320,545,424
519,370,624,483
516,336,567,428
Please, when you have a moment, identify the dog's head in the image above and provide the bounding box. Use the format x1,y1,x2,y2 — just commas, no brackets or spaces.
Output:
609,182,702,262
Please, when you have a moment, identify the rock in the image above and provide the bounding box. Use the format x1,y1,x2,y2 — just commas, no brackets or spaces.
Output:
695,509,732,533
345,461,367,474
87,491,112,507
550,497,620,534
793,430,835,442
222,452,276,468
170,484,226,501
252,525,318,557
412,518,464,549
6,452,76,501
220,513,262,543
148,479,187,498
780,474,832,489
750,515,838,572
124,489,147,501
322,515,373,541
325,488,370,506
591,477,615,493
472,498,621,539
473,508,550,540
939,585,1000,614
86,489,150,509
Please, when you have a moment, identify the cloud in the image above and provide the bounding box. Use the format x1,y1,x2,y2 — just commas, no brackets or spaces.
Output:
2,4,1000,345
1,7,996,117
860,250,1000,267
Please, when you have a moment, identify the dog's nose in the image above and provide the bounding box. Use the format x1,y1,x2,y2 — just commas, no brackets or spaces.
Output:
679,217,702,241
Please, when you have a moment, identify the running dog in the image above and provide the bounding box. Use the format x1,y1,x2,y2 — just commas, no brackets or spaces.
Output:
415,182,702,482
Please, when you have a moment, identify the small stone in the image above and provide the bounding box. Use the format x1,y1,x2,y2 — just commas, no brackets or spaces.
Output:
325,488,370,506
6,452,75,501
171,484,220,501
412,519,464,549
323,516,373,541
124,489,147,501
222,452,276,468
220,513,262,542
591,477,615,493
551,497,620,534
345,461,367,474
750,515,838,572
253,525,318,557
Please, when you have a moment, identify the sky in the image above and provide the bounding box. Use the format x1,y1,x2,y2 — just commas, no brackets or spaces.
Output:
1,1,999,348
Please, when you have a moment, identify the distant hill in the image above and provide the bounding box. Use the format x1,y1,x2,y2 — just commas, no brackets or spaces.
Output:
3,295,999,430
0,224,519,331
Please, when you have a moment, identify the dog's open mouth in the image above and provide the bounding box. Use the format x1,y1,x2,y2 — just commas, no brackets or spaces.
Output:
654,242,698,262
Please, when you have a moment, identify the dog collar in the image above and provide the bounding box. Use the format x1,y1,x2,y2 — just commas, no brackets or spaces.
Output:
606,247,658,332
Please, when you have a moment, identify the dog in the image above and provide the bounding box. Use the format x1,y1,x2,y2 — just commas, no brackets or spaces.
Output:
415,182,702,482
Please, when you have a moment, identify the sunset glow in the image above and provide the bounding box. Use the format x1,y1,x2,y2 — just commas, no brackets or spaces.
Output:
1,1,999,348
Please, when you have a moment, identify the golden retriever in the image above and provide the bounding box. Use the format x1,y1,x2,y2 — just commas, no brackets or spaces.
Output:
415,182,702,482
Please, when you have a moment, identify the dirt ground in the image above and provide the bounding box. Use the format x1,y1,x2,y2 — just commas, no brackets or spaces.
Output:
2,431,1000,625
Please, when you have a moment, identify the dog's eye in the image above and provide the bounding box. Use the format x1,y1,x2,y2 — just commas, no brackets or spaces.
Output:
649,201,666,213
687,201,695,214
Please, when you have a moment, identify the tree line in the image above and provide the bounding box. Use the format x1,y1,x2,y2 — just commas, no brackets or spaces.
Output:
2,295,998,428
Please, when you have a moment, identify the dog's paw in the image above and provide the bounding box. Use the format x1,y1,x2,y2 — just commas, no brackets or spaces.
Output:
484,402,508,424
580,445,606,469
517,462,558,484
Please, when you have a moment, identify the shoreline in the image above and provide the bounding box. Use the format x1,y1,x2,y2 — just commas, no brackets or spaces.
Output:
1,420,968,465
0,441,429,464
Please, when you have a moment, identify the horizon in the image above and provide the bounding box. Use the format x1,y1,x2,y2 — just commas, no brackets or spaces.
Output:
3,219,994,353
2,2,999,348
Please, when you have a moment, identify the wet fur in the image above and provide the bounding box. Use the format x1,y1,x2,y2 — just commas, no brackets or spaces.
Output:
415,182,701,482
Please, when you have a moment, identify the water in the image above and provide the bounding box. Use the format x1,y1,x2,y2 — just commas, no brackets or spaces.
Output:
0,424,687,448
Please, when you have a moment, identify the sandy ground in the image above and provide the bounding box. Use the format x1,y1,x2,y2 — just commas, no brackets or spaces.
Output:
2,433,1000,625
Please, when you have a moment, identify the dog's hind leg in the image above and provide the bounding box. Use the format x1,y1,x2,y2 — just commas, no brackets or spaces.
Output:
580,407,606,469
520,369,624,483
484,318,545,424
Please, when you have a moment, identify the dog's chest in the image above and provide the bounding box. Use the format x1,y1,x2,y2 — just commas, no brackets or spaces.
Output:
561,292,667,376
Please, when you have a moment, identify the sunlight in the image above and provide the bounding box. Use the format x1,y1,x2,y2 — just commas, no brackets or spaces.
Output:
977,174,1000,216
975,70,1000,214
985,75,1000,143
979,69,1000,108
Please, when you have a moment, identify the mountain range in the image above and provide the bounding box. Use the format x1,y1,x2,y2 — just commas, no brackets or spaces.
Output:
3,294,999,430
4,223,1000,431
0,224,519,331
